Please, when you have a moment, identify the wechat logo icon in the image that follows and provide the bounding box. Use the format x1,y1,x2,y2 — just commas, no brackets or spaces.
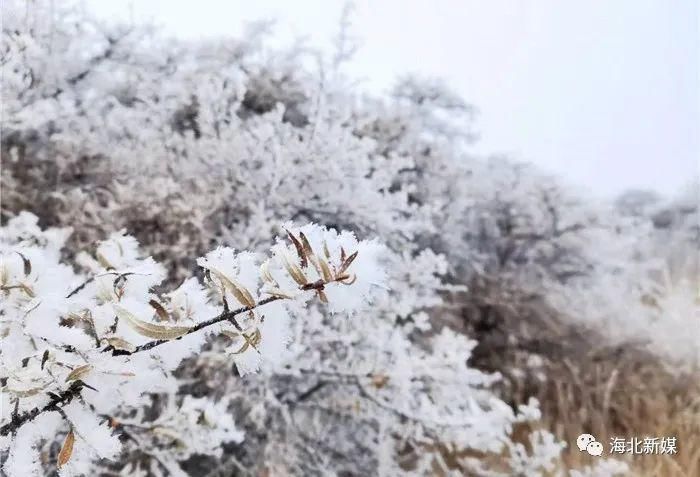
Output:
577,433,603,456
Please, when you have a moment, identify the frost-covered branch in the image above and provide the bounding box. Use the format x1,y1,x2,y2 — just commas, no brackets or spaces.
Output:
110,276,346,357
0,278,353,438
0,1,660,474
0,214,386,475
0,382,84,437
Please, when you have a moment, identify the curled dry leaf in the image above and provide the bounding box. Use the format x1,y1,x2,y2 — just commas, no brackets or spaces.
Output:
263,287,297,299
114,305,191,340
6,385,46,398
57,429,75,469
15,251,31,276
66,310,94,326
338,273,357,285
113,274,128,300
298,232,314,259
149,299,170,322
337,251,358,276
286,229,308,268
259,260,277,286
210,269,256,308
41,350,49,370
151,426,185,447
5,368,51,396
298,232,334,282
104,336,136,353
281,252,307,286
65,364,92,382
317,257,333,282
222,328,262,354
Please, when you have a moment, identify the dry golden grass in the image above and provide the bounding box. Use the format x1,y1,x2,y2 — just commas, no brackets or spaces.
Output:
506,346,700,476
440,279,700,477
403,342,700,476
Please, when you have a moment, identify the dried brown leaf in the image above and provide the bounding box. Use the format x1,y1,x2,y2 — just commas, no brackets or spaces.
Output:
210,269,256,308
41,350,49,370
57,429,75,468
285,229,308,268
263,287,296,299
65,364,92,382
223,328,262,354
6,385,45,397
15,252,31,276
318,258,333,282
338,251,358,276
259,260,277,286
115,306,191,340
338,273,357,285
104,336,136,353
281,253,307,286
298,232,314,258
149,299,170,322
113,274,127,300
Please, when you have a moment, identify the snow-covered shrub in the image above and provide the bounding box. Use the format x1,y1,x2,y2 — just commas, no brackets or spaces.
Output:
1,1,694,475
0,214,608,476
0,212,387,475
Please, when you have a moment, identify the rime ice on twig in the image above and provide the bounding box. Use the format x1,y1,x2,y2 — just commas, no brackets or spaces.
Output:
0,214,385,476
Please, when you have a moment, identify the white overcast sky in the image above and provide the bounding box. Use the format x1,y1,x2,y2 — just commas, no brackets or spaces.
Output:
87,0,699,197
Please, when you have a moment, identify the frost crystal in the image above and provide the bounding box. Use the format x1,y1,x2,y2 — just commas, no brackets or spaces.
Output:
0,215,386,474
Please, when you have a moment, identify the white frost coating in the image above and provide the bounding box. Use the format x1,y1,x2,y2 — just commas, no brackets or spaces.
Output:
63,401,122,460
4,420,44,477
0,214,387,474
4,1,691,474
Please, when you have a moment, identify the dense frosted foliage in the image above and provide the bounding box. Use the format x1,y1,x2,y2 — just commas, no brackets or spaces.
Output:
2,1,695,475
0,213,389,475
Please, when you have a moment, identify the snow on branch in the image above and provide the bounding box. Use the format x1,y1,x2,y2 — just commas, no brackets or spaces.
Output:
0,213,386,476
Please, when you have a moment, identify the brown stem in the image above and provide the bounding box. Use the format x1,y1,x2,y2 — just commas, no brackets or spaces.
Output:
111,279,326,356
1,280,330,436
111,296,281,356
0,382,85,437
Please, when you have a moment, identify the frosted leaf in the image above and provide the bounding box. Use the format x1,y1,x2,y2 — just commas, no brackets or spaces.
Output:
227,300,292,375
63,401,122,460
167,277,217,324
94,232,140,270
270,223,389,314
197,248,260,307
